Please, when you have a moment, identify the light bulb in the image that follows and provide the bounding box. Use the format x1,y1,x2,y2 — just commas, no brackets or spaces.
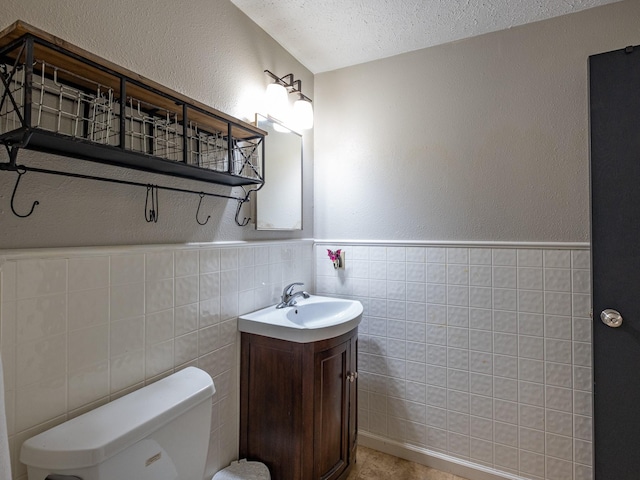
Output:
293,98,313,130
265,83,289,122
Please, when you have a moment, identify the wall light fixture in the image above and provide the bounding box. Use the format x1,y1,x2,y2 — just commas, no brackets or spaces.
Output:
264,70,313,130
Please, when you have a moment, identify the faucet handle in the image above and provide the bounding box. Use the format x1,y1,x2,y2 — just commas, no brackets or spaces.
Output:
284,282,304,295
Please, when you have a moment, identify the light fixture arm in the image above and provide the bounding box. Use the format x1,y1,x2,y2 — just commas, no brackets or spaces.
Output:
289,79,312,102
264,70,291,87
280,73,294,87
264,70,312,103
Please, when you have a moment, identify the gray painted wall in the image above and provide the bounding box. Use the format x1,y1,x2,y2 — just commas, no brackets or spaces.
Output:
314,0,640,243
0,0,314,248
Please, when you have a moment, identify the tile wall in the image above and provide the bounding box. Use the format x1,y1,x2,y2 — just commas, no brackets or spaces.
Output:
316,244,592,480
0,240,313,480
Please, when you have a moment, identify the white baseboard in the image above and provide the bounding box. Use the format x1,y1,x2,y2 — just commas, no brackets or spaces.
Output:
358,432,527,480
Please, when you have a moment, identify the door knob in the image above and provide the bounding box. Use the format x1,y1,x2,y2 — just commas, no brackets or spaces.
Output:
601,309,623,328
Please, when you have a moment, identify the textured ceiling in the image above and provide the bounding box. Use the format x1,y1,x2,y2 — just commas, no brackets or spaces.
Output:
230,0,622,73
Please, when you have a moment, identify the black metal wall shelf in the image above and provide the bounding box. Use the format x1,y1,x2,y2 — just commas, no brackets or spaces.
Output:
1,127,261,187
0,21,266,214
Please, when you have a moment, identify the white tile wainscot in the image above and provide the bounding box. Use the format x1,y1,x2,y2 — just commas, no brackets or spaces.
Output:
315,242,592,480
0,240,313,480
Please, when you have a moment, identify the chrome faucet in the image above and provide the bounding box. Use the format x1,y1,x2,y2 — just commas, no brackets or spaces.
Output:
277,282,310,308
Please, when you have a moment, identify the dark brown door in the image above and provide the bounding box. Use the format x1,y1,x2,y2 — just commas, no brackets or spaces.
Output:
590,44,640,479
240,335,305,480
314,338,350,480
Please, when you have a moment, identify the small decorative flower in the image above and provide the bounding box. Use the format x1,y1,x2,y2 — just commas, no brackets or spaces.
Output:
327,249,341,262
327,249,342,269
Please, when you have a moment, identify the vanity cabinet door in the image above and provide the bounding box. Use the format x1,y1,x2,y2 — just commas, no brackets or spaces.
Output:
347,334,358,465
240,334,306,480
313,338,350,480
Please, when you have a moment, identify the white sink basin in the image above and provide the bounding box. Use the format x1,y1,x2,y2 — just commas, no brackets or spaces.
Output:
238,295,363,343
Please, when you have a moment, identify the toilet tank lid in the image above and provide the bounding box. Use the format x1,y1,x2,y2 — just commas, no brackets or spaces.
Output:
20,367,215,470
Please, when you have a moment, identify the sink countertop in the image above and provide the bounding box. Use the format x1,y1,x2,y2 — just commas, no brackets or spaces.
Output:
238,295,363,343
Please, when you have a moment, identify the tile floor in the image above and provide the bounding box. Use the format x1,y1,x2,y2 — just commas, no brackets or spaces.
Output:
347,446,470,480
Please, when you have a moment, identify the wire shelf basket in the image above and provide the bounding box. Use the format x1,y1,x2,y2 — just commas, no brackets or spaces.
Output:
0,60,117,145
0,63,24,134
188,122,228,172
186,123,262,180
233,140,262,181
123,97,183,162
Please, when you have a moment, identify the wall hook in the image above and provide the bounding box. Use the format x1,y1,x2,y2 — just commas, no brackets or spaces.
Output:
234,187,255,227
10,169,39,218
145,184,159,223
235,199,250,227
196,192,210,225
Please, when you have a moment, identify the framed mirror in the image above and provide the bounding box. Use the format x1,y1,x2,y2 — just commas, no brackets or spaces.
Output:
255,114,303,230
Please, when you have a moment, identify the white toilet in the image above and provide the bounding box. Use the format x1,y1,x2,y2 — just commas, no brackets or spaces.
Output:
20,367,215,480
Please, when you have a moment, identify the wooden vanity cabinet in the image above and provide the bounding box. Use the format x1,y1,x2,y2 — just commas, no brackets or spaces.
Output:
240,328,358,480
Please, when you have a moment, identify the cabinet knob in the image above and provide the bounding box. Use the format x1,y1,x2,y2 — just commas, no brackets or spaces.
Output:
346,371,358,383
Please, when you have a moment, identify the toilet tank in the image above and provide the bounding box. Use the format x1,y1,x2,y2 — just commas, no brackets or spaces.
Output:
20,367,215,480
